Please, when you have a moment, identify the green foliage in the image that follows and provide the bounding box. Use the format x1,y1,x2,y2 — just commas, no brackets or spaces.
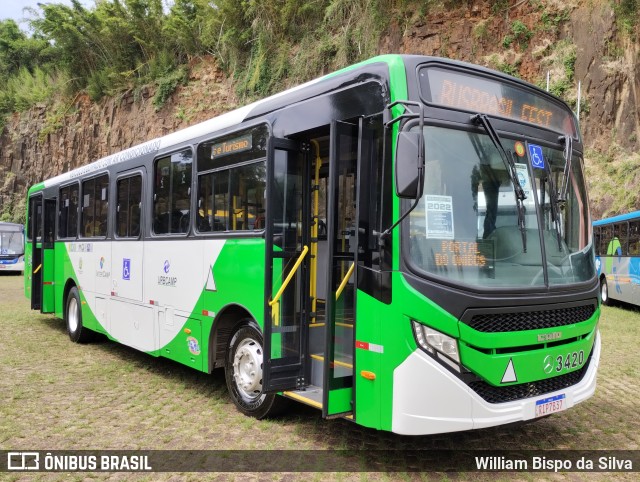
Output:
214,0,387,100
539,8,570,32
0,0,227,116
4,67,71,112
503,20,532,50
487,54,520,78
586,145,640,218
490,0,509,15
613,0,638,34
153,67,188,110
0,191,26,225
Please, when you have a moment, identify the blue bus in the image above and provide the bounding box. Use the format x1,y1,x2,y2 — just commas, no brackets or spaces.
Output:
593,211,640,305
0,222,25,273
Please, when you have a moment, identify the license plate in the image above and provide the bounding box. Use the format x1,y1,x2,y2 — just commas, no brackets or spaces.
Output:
535,393,566,417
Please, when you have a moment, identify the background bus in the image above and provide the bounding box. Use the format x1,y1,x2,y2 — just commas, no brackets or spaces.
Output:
0,222,25,273
594,211,640,306
24,54,600,435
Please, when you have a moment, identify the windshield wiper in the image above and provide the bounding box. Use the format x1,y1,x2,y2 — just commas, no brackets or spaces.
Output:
541,145,563,252
558,134,573,204
472,114,527,253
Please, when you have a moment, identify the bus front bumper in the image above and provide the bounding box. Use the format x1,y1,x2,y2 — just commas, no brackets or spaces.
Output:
391,331,600,435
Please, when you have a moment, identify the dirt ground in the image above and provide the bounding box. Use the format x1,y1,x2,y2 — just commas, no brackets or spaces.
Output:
0,274,638,481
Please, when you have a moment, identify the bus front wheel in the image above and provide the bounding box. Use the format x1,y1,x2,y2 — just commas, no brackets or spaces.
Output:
65,287,96,343
600,277,611,306
224,321,288,419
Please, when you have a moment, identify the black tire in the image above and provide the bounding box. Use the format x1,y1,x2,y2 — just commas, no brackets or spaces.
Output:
65,286,96,343
600,277,611,306
224,320,289,419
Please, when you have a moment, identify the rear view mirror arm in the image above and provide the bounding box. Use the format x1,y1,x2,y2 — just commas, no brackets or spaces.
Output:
380,101,426,242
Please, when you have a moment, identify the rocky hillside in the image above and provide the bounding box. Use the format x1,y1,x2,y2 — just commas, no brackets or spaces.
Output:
0,0,638,221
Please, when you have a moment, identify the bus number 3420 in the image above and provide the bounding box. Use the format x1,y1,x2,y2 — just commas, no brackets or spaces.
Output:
556,350,585,373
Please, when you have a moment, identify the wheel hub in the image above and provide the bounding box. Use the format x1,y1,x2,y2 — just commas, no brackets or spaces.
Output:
68,297,79,332
232,338,263,400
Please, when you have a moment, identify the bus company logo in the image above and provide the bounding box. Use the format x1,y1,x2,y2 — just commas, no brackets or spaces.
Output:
543,355,554,374
538,332,562,342
158,259,177,287
187,336,201,355
7,452,39,470
96,256,110,278
122,259,131,280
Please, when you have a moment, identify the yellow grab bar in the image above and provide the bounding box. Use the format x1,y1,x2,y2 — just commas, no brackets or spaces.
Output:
269,245,309,307
335,262,355,300
33,264,42,274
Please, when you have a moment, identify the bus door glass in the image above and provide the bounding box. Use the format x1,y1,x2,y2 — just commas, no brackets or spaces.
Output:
322,120,359,417
263,138,311,392
41,198,57,313
28,194,43,310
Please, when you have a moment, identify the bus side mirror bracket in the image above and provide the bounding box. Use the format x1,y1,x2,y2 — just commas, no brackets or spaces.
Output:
379,100,426,241
385,100,425,200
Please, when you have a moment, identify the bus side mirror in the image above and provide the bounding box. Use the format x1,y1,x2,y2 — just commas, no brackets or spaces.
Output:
395,131,424,199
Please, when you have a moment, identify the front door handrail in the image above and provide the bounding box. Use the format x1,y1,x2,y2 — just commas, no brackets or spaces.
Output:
335,262,355,300
268,245,309,307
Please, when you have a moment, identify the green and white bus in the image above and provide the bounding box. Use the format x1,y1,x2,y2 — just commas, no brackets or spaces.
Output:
25,55,600,435
594,211,640,306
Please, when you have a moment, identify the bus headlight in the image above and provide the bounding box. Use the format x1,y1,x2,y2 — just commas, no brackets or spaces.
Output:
412,321,460,363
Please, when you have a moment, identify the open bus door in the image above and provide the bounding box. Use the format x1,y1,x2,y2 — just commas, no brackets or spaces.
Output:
41,198,57,313
322,120,360,417
28,195,43,311
262,137,311,392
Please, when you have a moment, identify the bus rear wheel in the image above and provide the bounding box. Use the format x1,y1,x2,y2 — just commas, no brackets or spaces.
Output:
600,277,611,306
65,287,96,343
224,321,288,419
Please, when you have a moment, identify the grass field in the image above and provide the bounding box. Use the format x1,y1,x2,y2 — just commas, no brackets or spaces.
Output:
0,274,638,480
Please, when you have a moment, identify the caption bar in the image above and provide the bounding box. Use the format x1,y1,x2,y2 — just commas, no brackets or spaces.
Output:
1,450,637,473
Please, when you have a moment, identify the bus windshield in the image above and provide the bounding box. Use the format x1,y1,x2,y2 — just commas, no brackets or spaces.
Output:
0,227,24,256
407,126,593,288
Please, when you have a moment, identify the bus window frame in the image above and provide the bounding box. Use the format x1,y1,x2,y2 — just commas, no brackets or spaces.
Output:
114,170,144,241
79,171,110,240
629,219,640,255
57,181,80,241
194,121,271,238
150,147,194,238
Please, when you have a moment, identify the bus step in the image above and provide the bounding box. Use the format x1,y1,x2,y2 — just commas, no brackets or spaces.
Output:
283,385,323,410
310,353,353,369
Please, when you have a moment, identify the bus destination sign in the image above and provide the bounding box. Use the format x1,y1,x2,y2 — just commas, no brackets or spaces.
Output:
419,67,576,136
211,135,252,159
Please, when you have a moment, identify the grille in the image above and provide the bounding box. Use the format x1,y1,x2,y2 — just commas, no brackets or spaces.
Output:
468,359,590,404
465,304,596,333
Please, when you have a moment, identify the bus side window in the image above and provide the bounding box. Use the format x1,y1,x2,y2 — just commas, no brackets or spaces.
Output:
59,183,79,239
81,174,108,238
614,222,628,256
230,162,266,231
629,221,640,255
130,175,142,237
116,175,142,238
153,149,192,235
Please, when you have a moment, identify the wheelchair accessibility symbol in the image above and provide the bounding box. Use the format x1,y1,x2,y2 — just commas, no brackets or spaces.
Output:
528,143,545,169
122,258,131,280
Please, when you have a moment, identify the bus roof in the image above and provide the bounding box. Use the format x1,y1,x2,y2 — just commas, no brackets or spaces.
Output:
593,211,640,226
